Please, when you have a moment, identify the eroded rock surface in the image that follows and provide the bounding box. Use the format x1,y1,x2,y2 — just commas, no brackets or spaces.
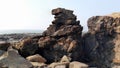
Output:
0,8,119,68
83,15,120,68
39,8,83,63
13,37,39,57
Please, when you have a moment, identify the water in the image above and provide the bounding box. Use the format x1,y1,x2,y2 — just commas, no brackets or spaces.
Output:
0,30,44,34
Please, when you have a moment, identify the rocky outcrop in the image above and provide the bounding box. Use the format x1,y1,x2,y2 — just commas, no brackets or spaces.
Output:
0,8,119,68
39,8,83,63
83,15,120,67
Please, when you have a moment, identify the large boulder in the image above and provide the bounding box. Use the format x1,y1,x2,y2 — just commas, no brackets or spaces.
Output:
38,8,83,63
83,14,120,67
13,37,39,57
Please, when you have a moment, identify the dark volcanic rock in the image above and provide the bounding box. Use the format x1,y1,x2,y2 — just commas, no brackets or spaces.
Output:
39,8,83,63
83,16,120,68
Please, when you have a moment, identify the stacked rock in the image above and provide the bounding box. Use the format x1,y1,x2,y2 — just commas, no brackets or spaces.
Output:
39,8,83,63
43,8,82,36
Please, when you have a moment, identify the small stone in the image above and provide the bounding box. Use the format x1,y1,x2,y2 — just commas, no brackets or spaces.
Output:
60,55,70,63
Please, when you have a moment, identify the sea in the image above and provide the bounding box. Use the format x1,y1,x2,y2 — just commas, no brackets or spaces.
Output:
0,30,44,34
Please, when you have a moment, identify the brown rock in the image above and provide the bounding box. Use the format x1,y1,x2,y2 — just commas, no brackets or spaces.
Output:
60,55,70,63
13,37,39,57
26,54,47,63
48,62,69,68
67,40,77,52
38,8,83,63
107,12,120,18
69,61,88,68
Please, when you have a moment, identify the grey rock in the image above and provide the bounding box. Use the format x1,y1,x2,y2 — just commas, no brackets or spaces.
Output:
0,48,33,68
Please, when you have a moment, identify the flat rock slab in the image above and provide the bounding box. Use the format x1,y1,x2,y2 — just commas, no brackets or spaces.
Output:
0,49,33,68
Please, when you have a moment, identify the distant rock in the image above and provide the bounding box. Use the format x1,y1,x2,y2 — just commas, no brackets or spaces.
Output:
107,12,120,18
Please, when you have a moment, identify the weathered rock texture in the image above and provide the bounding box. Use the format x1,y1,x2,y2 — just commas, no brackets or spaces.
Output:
39,8,83,63
83,15,120,68
13,37,39,57
1,8,119,68
12,8,83,64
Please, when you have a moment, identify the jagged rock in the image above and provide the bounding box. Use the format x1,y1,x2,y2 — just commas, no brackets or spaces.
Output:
38,8,83,63
13,37,39,57
83,15,120,67
60,55,70,63
26,54,47,63
43,8,82,36
0,48,33,68
0,42,10,51
52,25,82,37
69,61,88,68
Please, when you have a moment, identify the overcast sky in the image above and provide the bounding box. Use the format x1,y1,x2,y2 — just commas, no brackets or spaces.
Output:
0,0,119,31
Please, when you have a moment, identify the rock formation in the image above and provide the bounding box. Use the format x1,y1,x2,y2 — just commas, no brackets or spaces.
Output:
39,8,83,63
0,8,119,68
83,15,120,68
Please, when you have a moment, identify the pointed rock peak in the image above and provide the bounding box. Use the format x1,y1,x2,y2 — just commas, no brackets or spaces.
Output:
60,55,70,63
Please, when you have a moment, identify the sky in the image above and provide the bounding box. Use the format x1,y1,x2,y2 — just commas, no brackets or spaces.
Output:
0,0,120,31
